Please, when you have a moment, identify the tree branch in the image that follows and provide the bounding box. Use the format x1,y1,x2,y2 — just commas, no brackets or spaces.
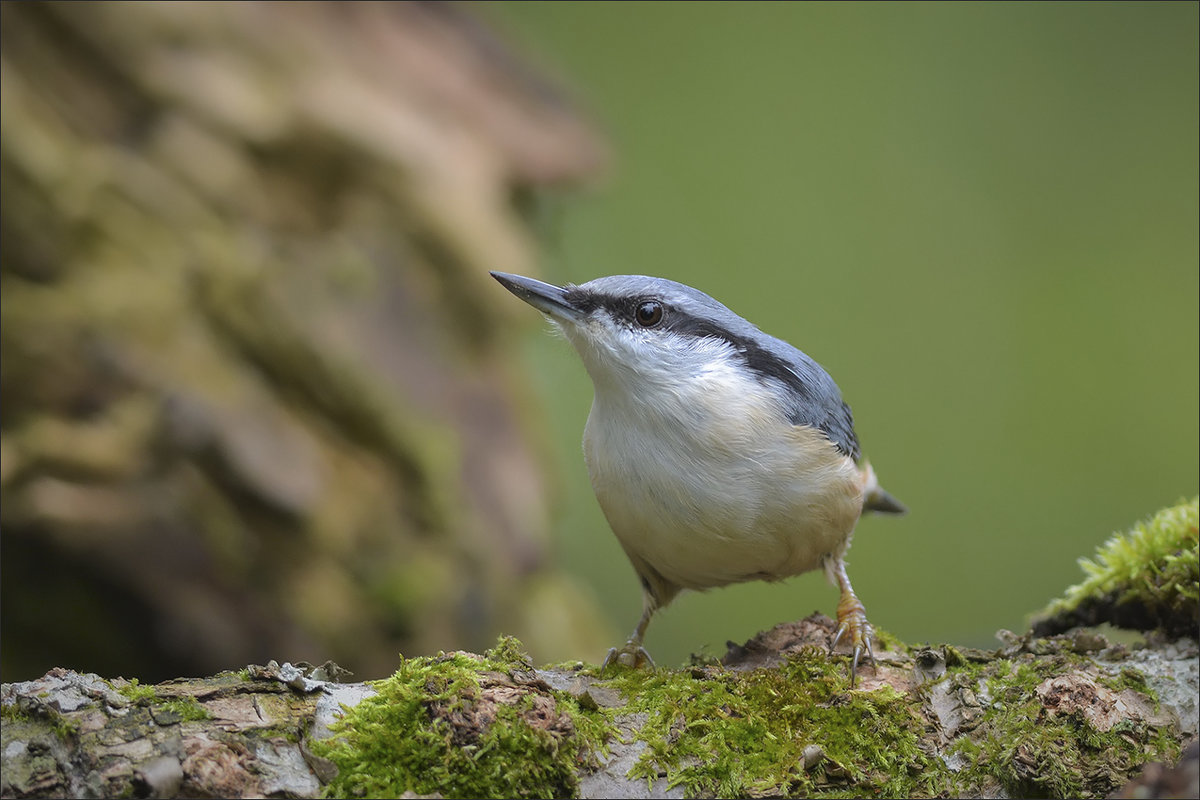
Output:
2,617,1195,799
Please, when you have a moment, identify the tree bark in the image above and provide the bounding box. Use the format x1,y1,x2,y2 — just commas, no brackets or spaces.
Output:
0,0,610,684
2,617,1196,799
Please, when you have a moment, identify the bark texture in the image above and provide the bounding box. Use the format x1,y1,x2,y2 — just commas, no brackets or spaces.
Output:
0,0,609,683
1,618,1196,799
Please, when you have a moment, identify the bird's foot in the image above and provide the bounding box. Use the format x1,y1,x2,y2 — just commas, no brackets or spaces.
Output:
831,591,875,686
601,641,655,674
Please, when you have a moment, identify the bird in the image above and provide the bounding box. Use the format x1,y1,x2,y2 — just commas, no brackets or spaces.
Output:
490,271,905,682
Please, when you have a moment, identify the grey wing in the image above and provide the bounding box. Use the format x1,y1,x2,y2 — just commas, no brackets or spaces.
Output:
752,339,862,462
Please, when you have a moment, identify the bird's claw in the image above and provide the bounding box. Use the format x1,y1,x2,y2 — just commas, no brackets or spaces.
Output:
602,641,655,674
831,595,875,687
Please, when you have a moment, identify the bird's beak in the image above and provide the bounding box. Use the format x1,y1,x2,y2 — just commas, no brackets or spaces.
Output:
490,272,584,323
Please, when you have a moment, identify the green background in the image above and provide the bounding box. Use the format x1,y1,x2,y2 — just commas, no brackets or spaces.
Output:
483,2,1199,665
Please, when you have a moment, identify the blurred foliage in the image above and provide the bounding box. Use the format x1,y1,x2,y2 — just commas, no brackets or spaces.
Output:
0,1,612,682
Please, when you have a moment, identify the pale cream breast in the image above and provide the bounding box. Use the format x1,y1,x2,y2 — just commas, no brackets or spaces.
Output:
583,361,864,593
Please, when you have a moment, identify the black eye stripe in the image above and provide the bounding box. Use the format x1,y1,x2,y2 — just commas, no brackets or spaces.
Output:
560,286,860,460
562,289,668,328
585,292,667,328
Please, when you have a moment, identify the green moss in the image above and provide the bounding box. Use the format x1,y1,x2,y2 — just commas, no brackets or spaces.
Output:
0,702,30,723
603,649,944,798
311,637,944,799
159,697,211,722
484,634,537,668
1094,666,1153,706
116,678,158,703
944,656,1180,799
50,713,79,741
113,678,210,722
303,592,1185,800
310,637,613,799
1035,497,1199,635
8,701,81,741
268,727,302,743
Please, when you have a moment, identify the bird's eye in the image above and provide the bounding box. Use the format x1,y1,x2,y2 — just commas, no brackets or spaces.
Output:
634,301,664,328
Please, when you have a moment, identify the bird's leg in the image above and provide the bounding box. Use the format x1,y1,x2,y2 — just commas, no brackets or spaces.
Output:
602,601,656,673
828,555,874,686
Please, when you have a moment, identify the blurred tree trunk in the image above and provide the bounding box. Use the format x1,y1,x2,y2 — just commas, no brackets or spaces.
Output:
0,0,610,683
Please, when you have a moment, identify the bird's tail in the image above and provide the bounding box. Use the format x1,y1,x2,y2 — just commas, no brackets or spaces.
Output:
860,460,907,515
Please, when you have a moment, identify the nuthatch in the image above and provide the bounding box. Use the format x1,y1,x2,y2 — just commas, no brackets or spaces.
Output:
491,271,905,681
